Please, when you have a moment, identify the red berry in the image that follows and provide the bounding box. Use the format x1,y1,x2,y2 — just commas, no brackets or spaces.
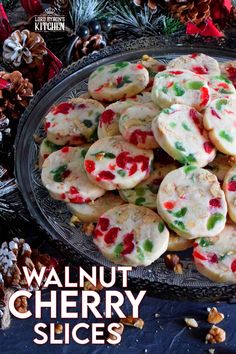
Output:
98,217,110,231
231,259,236,272
99,109,115,127
98,170,115,180
227,181,236,192
209,198,221,208
85,160,96,173
104,227,120,244
52,102,74,115
203,142,214,154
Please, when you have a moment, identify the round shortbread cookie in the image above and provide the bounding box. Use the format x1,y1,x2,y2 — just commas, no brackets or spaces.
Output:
220,61,236,87
68,192,124,222
140,55,166,91
151,69,211,111
167,53,220,76
119,162,177,209
157,166,227,239
193,224,236,283
84,136,153,190
97,93,152,139
119,103,160,149
152,104,216,167
88,61,149,102
41,146,105,203
223,165,236,223
44,98,104,145
207,153,230,182
93,204,169,266
39,138,62,168
167,232,193,252
203,97,236,155
209,75,236,100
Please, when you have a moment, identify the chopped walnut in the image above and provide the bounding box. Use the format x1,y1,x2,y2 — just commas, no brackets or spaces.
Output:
120,316,144,329
69,215,80,227
142,54,150,61
207,307,225,325
107,322,124,343
208,349,215,354
82,222,95,236
84,280,103,291
55,323,63,334
174,263,183,274
227,155,236,166
206,325,226,344
184,317,198,328
14,296,28,313
95,152,105,161
164,254,180,270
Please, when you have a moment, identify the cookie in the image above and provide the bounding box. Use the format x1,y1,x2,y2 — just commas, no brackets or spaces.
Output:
44,98,104,145
88,61,149,102
93,204,169,266
119,102,160,149
203,97,236,155
41,146,105,203
207,153,230,182
167,232,193,252
152,104,216,167
84,136,154,190
209,75,236,100
157,166,227,239
220,61,236,87
68,192,124,222
167,53,220,76
193,224,236,283
97,93,152,139
151,69,211,111
38,138,62,168
140,54,166,91
223,165,236,223
119,162,177,209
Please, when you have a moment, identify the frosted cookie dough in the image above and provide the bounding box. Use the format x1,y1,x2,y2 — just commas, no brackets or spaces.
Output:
220,61,236,87
152,104,216,167
167,53,220,76
167,232,193,252
84,136,153,190
119,162,177,209
157,166,227,239
193,224,236,283
44,98,104,145
119,103,160,149
97,93,152,139
41,146,105,203
207,153,230,182
203,97,236,155
223,165,236,223
38,138,62,168
93,204,169,266
68,192,124,222
151,69,211,111
88,61,149,102
209,75,236,100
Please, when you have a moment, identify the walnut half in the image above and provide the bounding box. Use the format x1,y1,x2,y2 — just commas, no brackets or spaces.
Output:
207,307,224,325
205,325,226,344
120,316,144,329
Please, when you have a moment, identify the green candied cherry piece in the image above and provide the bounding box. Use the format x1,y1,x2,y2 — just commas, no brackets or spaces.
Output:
97,65,105,72
182,122,191,131
219,88,233,94
92,151,116,159
135,197,146,206
143,239,153,252
207,213,225,230
50,164,68,182
110,62,129,73
180,154,197,165
135,187,146,197
219,130,233,143
80,148,88,158
184,165,197,174
83,119,93,128
199,238,213,247
187,81,204,90
162,108,172,114
89,129,98,141
230,175,236,181
137,246,145,261
116,75,132,88
173,83,185,96
216,98,228,111
158,222,165,233
44,140,62,152
169,122,177,128
175,141,186,152
214,75,231,84
117,169,126,177
114,243,123,258
162,87,168,94
170,207,187,218
170,220,186,231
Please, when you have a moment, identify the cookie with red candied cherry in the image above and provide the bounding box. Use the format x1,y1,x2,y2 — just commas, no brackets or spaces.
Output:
203,97,236,155
193,224,236,283
44,98,104,145
140,54,166,91
88,61,149,102
207,153,231,182
119,162,177,209
39,138,63,168
167,53,220,77
209,75,236,100
152,104,216,167
220,61,236,88
41,146,105,203
167,232,193,252
119,102,160,149
157,166,227,239
68,192,124,223
151,69,211,111
223,165,236,223
93,204,169,266
84,136,154,190
97,93,152,139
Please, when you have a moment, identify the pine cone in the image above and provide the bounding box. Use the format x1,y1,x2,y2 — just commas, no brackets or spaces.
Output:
3,30,47,68
168,0,211,25
53,0,69,14
133,0,169,10
73,34,106,61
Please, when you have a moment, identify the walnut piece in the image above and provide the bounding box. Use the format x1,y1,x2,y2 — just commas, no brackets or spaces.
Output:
206,325,226,344
84,280,103,291
184,317,198,328
95,152,105,161
227,155,236,166
164,254,180,269
55,323,63,334
82,222,95,236
174,263,183,274
207,307,225,325
120,316,144,329
69,215,80,226
14,296,28,313
107,322,124,343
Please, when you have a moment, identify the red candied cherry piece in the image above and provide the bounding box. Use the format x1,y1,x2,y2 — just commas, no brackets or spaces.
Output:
227,66,236,85
93,229,103,238
192,65,208,75
227,181,236,192
128,163,137,176
136,64,144,70
134,155,149,171
69,196,87,203
129,129,153,145
85,160,96,173
69,186,79,194
44,122,51,132
190,53,198,59
61,146,70,153
98,217,110,231
169,71,183,75
231,259,236,272
164,201,176,210
121,232,135,255
193,250,208,261
211,109,221,119
208,253,218,263
99,109,116,127
200,87,210,107
116,151,133,169
203,142,214,154
104,227,120,244
78,104,86,109
98,170,115,180
209,198,221,208
116,76,123,86
218,82,229,89
189,108,200,125
62,170,71,179
52,102,74,115
60,193,66,200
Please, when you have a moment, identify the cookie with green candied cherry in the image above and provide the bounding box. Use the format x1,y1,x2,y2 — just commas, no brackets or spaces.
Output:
193,224,236,283
203,97,236,155
157,166,227,239
151,69,211,111
93,204,169,267
88,61,149,102
152,104,216,167
209,75,236,100
39,138,63,168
